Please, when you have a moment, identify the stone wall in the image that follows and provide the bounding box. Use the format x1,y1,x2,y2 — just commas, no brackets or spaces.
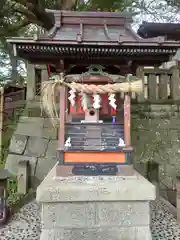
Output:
5,101,58,187
132,104,180,189
5,102,180,189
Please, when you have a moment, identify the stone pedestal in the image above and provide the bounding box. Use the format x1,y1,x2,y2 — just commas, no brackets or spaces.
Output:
36,165,156,240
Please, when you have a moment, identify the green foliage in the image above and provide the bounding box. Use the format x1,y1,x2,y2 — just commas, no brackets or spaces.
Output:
78,0,134,11
7,177,24,209
0,107,24,168
0,0,137,35
165,0,180,9
7,193,23,207
0,108,25,208
0,0,139,86
8,177,17,195
0,51,11,84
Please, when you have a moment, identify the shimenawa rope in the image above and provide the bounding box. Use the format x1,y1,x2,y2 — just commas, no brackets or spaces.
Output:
40,73,143,121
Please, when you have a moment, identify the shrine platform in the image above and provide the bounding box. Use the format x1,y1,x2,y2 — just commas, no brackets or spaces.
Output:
36,165,155,240
1,198,180,240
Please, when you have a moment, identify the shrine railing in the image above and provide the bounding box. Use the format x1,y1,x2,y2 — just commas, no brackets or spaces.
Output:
130,67,180,103
64,123,125,152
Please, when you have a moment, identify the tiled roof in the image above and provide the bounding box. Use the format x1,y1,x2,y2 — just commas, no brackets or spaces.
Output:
6,11,180,63
43,10,140,43
138,21,180,40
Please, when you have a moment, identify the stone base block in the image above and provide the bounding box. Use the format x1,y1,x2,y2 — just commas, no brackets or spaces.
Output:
41,201,150,228
37,165,156,240
40,227,152,240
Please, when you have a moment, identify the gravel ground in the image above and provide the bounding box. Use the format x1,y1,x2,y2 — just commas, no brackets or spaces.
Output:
0,199,180,240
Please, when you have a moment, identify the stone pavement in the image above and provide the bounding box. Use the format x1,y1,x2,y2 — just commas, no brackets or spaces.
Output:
0,199,180,240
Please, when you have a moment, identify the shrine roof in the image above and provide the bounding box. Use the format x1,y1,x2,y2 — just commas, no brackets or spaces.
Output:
9,10,141,44
6,11,180,64
138,21,180,40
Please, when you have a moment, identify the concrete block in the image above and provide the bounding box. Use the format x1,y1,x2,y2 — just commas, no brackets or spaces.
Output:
24,137,49,157
40,226,152,240
42,202,96,228
9,134,28,154
41,201,150,229
5,154,37,176
37,167,153,240
96,201,150,227
17,161,29,194
36,167,156,203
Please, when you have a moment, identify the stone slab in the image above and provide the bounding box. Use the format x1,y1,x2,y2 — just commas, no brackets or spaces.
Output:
24,137,49,157
45,140,58,158
5,154,37,176
15,122,43,137
36,166,156,202
41,201,149,229
40,226,152,240
23,105,43,117
43,118,59,129
42,202,95,228
43,127,57,140
16,117,44,137
18,116,44,124
9,134,28,154
35,157,57,181
0,169,12,179
96,201,150,226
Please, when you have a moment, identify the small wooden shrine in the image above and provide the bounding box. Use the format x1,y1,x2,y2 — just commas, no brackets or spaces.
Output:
40,66,142,175
7,10,180,175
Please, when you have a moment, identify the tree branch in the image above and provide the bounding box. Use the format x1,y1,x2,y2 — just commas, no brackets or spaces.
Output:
12,3,37,20
13,0,54,30
61,0,76,10
0,0,6,12
0,18,30,36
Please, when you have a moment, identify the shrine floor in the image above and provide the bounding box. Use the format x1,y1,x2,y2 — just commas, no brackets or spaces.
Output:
0,198,180,240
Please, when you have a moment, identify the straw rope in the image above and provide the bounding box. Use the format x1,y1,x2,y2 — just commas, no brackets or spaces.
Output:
44,73,143,94
40,73,143,121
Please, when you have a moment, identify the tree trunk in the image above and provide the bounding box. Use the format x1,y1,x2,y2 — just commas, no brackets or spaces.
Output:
10,55,18,84
61,0,76,10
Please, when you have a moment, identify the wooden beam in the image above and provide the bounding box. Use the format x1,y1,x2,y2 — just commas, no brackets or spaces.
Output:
116,92,123,123
58,86,66,150
18,53,170,65
23,58,171,69
56,60,64,73
136,66,144,102
57,60,66,170
124,94,131,147
171,66,180,101
0,87,4,161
